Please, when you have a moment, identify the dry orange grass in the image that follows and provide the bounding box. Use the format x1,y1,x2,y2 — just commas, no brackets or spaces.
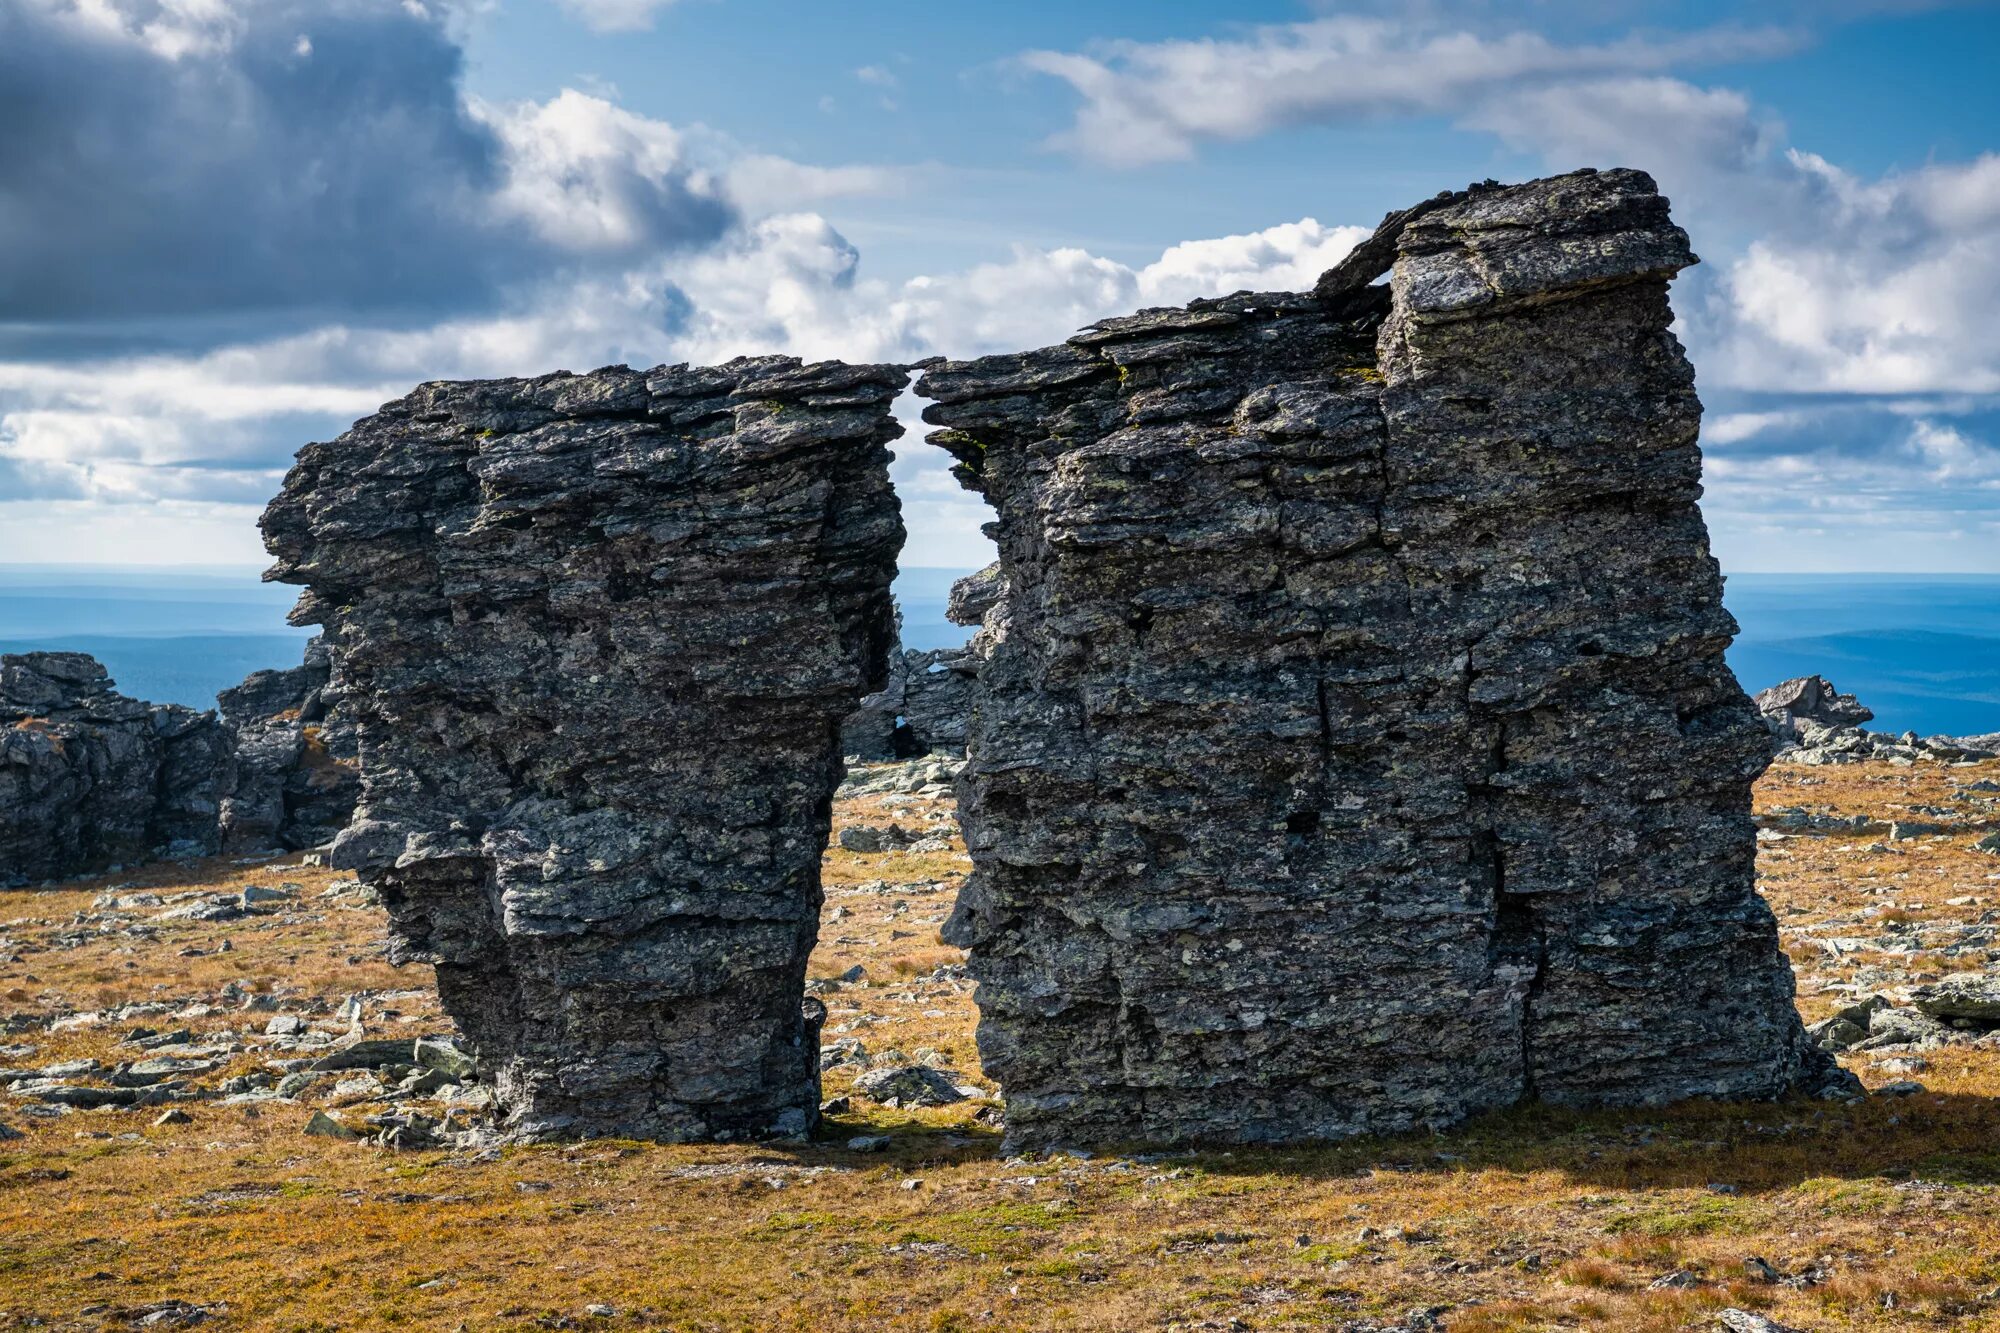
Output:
1,760,1999,1330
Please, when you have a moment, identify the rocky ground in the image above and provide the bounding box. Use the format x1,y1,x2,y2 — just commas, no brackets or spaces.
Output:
2,757,2000,1331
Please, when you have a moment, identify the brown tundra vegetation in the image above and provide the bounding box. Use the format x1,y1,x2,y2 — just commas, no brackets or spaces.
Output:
3,756,2000,1332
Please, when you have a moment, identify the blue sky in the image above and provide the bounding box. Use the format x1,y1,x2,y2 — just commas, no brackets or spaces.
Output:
3,0,1999,572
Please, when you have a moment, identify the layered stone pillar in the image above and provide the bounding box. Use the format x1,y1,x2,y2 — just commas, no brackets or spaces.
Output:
920,169,1844,1148
263,358,906,1141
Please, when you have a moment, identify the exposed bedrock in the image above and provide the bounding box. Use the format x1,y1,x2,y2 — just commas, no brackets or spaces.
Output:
920,168,1849,1148
0,652,227,886
262,358,907,1141
217,637,360,854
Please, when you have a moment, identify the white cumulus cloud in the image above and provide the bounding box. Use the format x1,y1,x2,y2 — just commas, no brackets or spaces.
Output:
1020,16,1800,166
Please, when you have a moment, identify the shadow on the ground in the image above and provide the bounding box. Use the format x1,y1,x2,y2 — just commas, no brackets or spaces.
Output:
1102,1089,2000,1195
646,1086,2000,1204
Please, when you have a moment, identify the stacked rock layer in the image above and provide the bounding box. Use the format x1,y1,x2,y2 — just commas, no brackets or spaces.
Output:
920,169,1844,1147
1,653,227,885
217,637,360,854
263,358,906,1141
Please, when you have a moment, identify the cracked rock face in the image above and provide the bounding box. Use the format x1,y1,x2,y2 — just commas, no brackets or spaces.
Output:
1,653,227,886
263,358,906,1141
217,637,360,854
921,169,1843,1148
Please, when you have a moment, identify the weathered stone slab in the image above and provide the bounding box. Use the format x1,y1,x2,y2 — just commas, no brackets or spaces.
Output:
263,357,906,1141
921,169,1844,1148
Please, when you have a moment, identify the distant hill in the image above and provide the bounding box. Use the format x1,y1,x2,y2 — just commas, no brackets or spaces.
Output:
896,566,983,654
1723,575,2000,738
4,565,1996,735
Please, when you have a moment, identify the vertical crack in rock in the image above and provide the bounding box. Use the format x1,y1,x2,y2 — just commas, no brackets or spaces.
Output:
262,358,907,1142
921,168,1848,1149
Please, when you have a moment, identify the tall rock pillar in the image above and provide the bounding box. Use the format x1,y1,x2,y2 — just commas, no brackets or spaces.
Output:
921,169,1842,1149
263,359,906,1141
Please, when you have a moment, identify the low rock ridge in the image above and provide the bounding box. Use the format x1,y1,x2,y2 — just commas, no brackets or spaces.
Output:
842,564,1002,761
216,636,359,854
0,652,228,886
261,356,907,1142
1754,674,1995,766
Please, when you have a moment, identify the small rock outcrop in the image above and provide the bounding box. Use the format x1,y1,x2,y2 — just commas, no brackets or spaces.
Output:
1754,674,1872,738
262,358,906,1142
1,653,227,885
1755,674,1994,765
841,566,996,760
921,169,1846,1147
217,637,359,853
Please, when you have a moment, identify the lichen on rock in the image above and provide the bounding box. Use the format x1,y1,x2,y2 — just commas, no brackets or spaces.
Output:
262,357,907,1142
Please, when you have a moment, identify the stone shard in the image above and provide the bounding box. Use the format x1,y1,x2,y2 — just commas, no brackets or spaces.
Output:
216,636,359,853
919,168,1843,1149
262,357,907,1142
0,652,227,886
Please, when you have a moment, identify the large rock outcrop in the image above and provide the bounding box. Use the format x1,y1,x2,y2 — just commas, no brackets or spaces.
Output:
1,653,227,886
921,169,1846,1148
216,637,359,853
262,358,906,1141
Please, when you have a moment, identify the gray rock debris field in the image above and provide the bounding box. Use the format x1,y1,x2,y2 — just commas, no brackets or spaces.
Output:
262,357,907,1141
921,168,1851,1148
0,652,228,885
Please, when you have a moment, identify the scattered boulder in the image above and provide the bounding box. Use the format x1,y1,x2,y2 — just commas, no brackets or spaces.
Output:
838,824,914,854
852,1064,968,1108
302,1109,359,1140
1911,973,2000,1026
1717,1309,1803,1333
413,1036,477,1080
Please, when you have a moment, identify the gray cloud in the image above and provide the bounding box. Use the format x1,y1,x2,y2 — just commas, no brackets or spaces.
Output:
0,1,734,338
